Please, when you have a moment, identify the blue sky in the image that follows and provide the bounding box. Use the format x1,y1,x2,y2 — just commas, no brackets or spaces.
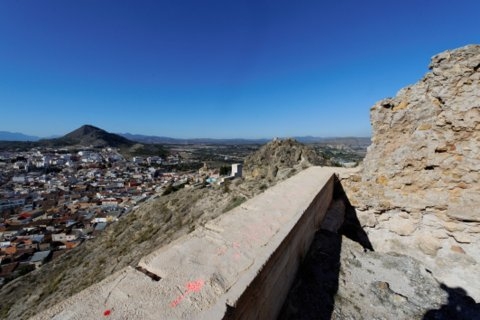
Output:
0,0,479,138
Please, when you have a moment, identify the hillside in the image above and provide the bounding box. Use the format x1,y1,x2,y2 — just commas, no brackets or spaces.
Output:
0,139,317,319
52,125,134,148
0,125,167,158
243,138,329,181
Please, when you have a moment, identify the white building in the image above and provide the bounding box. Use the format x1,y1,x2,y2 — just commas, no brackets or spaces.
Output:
132,156,145,165
52,233,77,242
13,161,27,170
231,163,243,178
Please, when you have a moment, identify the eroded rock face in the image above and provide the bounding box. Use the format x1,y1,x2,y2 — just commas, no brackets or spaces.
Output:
359,44,480,219
343,44,480,301
243,138,326,181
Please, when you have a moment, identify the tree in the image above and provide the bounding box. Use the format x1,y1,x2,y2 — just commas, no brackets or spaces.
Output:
223,179,231,193
219,166,231,176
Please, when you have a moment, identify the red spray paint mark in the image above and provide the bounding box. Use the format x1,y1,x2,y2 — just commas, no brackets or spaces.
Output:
232,242,242,260
103,309,111,316
186,279,204,292
216,246,227,256
170,279,205,307
170,296,183,308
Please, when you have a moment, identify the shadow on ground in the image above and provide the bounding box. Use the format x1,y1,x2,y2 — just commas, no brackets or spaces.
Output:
423,284,480,320
279,176,480,320
278,176,373,320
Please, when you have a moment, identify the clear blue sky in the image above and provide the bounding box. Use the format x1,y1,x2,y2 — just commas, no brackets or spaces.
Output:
1,0,479,138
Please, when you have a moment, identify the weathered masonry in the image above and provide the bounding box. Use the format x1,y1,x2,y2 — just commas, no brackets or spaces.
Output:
32,167,341,320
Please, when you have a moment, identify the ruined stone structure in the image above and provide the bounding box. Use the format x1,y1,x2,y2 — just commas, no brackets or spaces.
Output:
344,44,480,301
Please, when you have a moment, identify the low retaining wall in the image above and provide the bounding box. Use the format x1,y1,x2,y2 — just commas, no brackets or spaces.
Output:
32,167,337,320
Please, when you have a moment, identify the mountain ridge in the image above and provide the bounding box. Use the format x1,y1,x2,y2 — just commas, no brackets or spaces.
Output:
0,131,40,142
0,129,370,146
49,124,135,148
119,132,370,146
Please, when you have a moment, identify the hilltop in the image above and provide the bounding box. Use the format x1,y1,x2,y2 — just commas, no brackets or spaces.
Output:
243,138,329,181
0,138,321,319
51,125,134,148
0,125,167,158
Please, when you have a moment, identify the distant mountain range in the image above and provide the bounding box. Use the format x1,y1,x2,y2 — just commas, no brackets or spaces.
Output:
0,131,41,142
118,133,370,146
0,127,370,147
118,133,270,145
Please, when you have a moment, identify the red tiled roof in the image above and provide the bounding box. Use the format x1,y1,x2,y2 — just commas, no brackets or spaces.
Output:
18,213,32,219
0,262,19,276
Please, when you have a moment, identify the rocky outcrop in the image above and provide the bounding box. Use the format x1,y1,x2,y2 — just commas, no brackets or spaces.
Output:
354,44,480,217
243,138,326,181
343,44,480,301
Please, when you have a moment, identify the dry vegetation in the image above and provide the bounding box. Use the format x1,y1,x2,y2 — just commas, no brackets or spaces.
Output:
0,138,320,319
0,176,283,319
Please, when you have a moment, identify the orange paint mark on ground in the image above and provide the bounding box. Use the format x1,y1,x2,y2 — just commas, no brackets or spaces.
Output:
186,279,204,293
170,279,205,308
170,296,183,308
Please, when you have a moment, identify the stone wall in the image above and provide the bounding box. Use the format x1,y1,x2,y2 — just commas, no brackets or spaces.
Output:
360,45,480,219
344,44,480,300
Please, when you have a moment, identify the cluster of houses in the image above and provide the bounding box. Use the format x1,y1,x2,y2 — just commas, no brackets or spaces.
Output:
0,147,206,286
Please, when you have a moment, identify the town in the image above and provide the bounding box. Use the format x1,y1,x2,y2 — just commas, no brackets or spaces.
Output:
0,138,366,287
0,145,249,286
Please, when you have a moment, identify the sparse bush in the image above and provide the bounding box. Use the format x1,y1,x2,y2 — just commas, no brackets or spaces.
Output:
16,264,35,277
223,196,246,213
162,185,175,196
220,166,231,176
223,179,231,193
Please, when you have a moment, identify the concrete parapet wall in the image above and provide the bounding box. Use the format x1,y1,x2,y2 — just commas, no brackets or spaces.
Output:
32,167,338,320
222,175,333,319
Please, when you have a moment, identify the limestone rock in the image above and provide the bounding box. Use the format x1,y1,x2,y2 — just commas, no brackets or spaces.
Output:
449,232,474,244
451,245,466,254
342,45,480,292
341,45,480,299
356,209,378,228
444,221,466,232
243,138,326,181
417,233,442,256
387,215,418,236
351,45,480,222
